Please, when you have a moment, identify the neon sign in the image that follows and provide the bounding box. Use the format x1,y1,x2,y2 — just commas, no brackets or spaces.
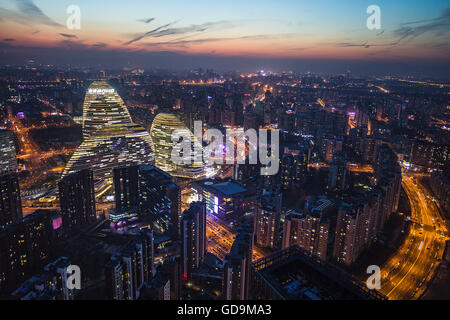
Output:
88,89,115,94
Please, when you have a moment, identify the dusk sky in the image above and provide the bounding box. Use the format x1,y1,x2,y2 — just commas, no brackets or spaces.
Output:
0,0,449,76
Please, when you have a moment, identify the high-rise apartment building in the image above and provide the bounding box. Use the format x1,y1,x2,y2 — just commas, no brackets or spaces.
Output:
282,197,333,260
0,210,56,294
254,190,282,249
113,165,140,210
0,173,22,229
181,202,206,281
333,201,371,266
11,257,74,300
0,129,17,174
105,230,154,300
223,225,253,300
58,169,96,232
328,152,348,192
139,271,171,300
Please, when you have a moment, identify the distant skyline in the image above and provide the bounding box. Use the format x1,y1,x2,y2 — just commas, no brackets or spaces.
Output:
0,0,449,77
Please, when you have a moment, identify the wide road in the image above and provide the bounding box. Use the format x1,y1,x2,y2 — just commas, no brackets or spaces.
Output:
8,112,76,190
206,215,266,262
379,172,447,300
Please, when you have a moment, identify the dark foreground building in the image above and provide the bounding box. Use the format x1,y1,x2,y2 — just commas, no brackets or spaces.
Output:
0,210,59,295
250,245,386,300
0,173,22,229
113,165,181,237
181,202,207,281
223,225,253,300
58,169,96,232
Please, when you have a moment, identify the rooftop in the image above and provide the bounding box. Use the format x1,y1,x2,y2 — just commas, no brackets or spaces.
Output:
213,182,247,196
196,179,247,197
251,245,386,300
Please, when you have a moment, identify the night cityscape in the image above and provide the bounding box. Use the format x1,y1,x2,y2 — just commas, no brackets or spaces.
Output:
0,0,449,310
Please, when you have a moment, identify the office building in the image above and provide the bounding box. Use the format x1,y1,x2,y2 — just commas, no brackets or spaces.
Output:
194,179,257,220
63,81,154,182
150,113,216,179
81,81,135,140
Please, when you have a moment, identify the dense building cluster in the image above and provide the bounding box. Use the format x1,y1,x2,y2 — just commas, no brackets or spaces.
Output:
0,67,448,301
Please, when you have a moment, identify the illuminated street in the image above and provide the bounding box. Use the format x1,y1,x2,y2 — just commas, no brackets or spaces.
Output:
379,172,448,300
8,112,76,187
206,215,266,262
0,1,449,303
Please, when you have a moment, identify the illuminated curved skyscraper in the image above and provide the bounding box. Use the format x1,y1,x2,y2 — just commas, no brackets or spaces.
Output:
63,81,154,181
150,113,216,179
82,81,132,139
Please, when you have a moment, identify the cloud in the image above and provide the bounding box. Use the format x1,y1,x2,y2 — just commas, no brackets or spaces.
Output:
336,41,371,48
59,33,78,39
330,38,402,49
326,7,450,52
125,20,235,45
428,41,450,49
367,49,392,56
91,42,107,48
399,7,450,26
393,7,450,44
149,21,233,38
58,39,83,49
124,20,182,45
0,0,61,27
55,39,111,51
142,34,281,49
1,42,449,78
137,17,155,24
287,47,309,51
3,38,16,42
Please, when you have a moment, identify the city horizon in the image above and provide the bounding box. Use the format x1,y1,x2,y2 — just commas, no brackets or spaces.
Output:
0,0,449,311
0,0,449,77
